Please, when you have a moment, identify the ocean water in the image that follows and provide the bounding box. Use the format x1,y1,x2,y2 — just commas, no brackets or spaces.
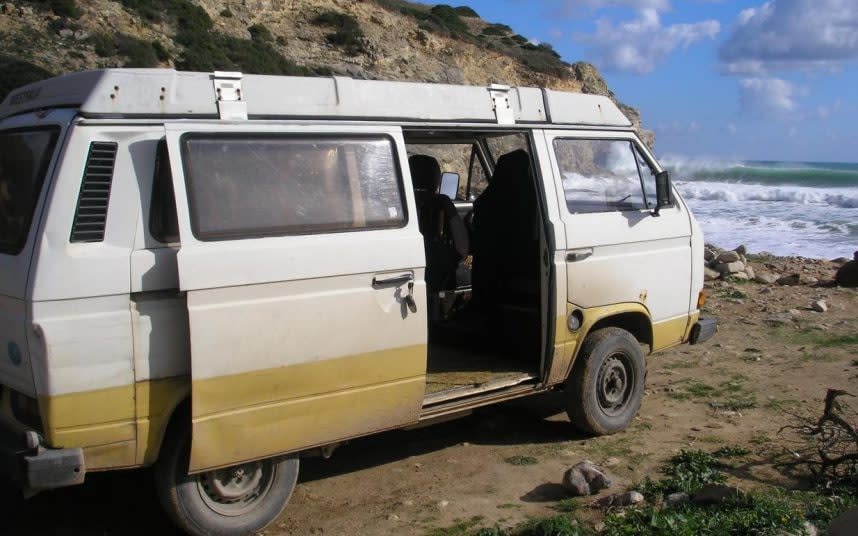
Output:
663,158,858,259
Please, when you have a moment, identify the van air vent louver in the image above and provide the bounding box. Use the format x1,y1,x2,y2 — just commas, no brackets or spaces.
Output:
70,142,118,242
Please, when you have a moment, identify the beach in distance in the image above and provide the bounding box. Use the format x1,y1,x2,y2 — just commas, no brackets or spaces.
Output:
665,158,858,259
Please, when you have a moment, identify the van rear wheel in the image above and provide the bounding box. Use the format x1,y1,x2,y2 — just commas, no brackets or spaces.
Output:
155,425,299,536
565,327,646,435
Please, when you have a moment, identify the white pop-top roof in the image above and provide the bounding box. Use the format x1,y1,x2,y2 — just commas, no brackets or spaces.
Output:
0,68,632,128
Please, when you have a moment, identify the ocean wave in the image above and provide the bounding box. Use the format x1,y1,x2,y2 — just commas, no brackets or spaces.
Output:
676,181,858,208
660,155,858,188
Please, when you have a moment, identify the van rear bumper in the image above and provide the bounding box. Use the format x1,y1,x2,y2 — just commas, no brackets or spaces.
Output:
0,427,85,494
688,317,717,345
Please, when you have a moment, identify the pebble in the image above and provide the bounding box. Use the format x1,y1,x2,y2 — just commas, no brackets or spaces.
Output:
387,514,400,521
437,500,449,509
810,299,827,312
591,491,644,508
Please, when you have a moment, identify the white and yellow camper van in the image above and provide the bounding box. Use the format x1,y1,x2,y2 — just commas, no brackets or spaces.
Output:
0,69,715,535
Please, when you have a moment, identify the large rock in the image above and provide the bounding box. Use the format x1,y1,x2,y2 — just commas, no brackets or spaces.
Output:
834,252,858,287
754,272,778,284
734,244,747,255
716,261,745,274
704,267,720,281
810,300,827,313
829,506,858,536
717,250,741,263
777,274,801,286
744,265,755,279
562,461,612,496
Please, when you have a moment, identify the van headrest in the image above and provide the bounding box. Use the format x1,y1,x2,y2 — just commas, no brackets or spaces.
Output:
409,154,441,192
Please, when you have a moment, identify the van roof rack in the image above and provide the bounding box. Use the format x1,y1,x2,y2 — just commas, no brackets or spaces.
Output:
0,69,632,128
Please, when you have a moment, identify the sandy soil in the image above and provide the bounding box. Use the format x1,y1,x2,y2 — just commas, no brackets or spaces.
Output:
6,256,857,535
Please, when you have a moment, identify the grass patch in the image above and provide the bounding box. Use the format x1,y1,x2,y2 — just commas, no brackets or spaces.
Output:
715,287,748,300
428,515,486,536
504,455,538,466
668,376,757,411
712,446,749,458
551,498,581,513
781,328,858,348
637,450,727,500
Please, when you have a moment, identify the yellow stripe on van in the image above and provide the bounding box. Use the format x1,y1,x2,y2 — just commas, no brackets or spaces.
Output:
190,344,427,472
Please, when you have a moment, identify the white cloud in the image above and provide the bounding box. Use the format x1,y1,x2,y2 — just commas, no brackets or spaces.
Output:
552,0,672,17
576,9,720,74
719,0,858,75
737,77,804,117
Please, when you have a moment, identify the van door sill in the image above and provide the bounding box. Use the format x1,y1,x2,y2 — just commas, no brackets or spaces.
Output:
422,373,538,407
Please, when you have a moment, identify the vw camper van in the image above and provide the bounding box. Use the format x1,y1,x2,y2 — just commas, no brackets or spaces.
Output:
0,69,715,535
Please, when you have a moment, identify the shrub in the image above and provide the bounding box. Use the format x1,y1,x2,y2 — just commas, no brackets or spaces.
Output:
89,33,162,67
32,0,81,18
481,23,512,36
0,55,54,102
248,23,273,43
120,0,327,75
312,10,367,56
429,4,469,36
89,33,116,58
453,6,479,17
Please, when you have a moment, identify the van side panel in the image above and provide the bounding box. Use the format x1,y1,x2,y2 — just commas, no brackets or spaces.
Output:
27,126,151,468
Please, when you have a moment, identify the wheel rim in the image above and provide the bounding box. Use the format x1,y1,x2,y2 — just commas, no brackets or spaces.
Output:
596,352,635,417
196,460,276,516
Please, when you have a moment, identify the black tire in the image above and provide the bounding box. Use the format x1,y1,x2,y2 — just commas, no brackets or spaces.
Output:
155,425,299,536
565,327,646,435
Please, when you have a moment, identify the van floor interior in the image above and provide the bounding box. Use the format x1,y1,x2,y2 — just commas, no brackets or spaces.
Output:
424,343,537,395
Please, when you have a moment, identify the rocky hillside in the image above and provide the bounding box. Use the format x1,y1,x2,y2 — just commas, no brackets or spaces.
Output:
0,0,652,144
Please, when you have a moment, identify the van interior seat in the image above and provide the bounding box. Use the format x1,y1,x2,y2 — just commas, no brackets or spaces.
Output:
471,149,540,311
408,154,469,292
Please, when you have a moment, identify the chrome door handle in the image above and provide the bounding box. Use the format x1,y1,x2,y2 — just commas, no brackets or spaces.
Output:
566,249,593,262
372,273,414,287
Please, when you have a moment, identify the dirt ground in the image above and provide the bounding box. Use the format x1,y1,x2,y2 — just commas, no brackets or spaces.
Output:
6,258,858,535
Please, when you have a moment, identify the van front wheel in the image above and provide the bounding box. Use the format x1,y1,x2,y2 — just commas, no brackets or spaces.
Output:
155,426,299,536
565,327,646,435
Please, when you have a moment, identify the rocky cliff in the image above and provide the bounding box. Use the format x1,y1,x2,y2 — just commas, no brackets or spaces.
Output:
0,0,652,145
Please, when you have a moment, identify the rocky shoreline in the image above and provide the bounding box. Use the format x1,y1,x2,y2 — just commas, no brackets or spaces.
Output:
703,244,858,288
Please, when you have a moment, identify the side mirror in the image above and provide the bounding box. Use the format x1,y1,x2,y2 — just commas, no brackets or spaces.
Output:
653,170,672,216
439,171,460,200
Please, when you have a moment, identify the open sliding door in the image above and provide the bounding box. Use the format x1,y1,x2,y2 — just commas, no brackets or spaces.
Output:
164,123,427,472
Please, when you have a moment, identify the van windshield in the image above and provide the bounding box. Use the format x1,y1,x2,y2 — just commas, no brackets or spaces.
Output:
0,128,60,254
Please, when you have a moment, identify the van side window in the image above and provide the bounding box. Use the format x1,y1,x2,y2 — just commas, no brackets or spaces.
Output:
181,135,406,241
553,138,647,214
149,140,179,244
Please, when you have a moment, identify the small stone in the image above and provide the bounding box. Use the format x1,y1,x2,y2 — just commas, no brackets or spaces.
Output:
717,250,741,263
562,461,612,496
788,309,802,317
387,514,400,521
603,457,621,467
402,499,414,506
803,276,819,286
754,272,778,284
759,286,774,294
810,300,827,313
591,491,644,508
666,492,690,507
57,28,74,38
765,313,791,326
692,484,742,505
73,30,88,40
437,500,449,509
562,467,591,496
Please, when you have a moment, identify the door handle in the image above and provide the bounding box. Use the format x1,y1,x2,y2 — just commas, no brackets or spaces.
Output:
372,273,414,287
566,249,593,262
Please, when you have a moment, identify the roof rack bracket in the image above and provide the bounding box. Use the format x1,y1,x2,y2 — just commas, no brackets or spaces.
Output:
212,71,247,120
488,84,514,125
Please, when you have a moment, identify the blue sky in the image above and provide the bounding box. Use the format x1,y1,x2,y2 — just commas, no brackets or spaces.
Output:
453,0,858,163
